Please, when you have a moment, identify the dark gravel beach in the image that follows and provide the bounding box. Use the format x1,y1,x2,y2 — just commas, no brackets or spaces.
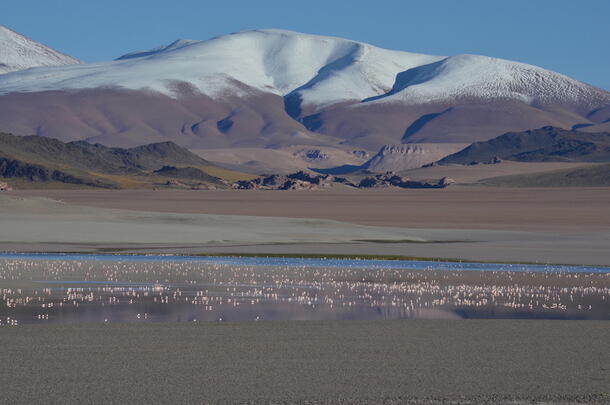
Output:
1,320,608,403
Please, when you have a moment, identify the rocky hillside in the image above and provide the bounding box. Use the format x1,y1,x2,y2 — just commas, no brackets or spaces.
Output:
0,133,246,189
438,126,610,165
311,143,466,174
358,144,466,172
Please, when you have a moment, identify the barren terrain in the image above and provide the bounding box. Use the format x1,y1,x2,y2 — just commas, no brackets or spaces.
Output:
2,187,610,265
12,186,610,231
1,321,608,403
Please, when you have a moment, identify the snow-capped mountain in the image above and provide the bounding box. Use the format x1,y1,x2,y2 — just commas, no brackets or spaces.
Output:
0,25,79,74
0,29,443,107
0,29,608,152
1,29,605,110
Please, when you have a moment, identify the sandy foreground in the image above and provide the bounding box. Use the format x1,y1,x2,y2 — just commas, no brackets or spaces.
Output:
0,320,608,403
2,187,610,265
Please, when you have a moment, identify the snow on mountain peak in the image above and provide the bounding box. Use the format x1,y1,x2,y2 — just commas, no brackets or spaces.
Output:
365,53,607,109
0,29,443,106
0,25,80,74
116,39,201,60
0,28,607,112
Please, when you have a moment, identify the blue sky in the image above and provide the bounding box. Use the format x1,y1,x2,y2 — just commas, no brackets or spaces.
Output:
2,0,609,90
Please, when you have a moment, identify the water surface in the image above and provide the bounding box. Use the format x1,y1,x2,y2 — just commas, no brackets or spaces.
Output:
1,253,608,325
1,252,608,273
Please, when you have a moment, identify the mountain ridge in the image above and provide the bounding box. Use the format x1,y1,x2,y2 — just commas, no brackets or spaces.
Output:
2,29,606,110
0,27,608,156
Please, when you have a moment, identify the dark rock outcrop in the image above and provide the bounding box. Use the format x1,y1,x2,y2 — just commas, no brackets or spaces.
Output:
301,150,329,161
356,172,455,189
234,170,455,190
232,172,336,190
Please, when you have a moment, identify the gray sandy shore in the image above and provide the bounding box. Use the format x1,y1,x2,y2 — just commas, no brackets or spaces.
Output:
1,320,608,404
12,187,610,231
1,194,610,265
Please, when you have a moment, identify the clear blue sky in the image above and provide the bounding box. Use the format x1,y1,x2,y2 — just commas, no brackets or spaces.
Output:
2,0,609,90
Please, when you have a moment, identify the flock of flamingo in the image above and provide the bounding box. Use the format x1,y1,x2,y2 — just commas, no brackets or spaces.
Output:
1,258,608,325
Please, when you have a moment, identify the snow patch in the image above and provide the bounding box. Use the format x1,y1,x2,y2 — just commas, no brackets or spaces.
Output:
0,25,80,74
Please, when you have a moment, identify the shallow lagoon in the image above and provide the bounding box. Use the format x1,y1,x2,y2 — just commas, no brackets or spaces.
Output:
1,252,609,273
1,253,609,325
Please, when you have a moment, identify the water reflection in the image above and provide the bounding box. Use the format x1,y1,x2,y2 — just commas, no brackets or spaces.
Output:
0,257,608,325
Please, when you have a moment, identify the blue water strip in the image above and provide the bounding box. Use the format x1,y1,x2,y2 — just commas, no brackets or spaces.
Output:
0,252,608,273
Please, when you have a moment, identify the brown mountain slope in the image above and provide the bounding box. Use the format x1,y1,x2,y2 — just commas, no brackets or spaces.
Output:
0,88,604,152
0,88,342,149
